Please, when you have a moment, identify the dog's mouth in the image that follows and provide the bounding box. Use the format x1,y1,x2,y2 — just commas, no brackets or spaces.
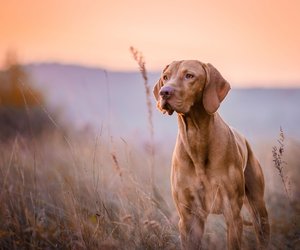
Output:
161,99,174,115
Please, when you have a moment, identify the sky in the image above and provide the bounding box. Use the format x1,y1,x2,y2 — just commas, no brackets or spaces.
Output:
1,0,300,86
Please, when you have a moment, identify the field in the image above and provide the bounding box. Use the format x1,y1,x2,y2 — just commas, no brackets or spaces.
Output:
0,123,299,249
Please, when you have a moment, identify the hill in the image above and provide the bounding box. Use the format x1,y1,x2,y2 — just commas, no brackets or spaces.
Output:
25,63,300,144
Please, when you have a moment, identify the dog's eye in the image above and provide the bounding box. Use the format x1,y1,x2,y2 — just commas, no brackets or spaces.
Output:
185,73,194,79
163,75,168,81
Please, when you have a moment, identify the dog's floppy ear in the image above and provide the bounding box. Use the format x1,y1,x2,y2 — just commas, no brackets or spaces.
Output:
153,64,169,101
202,63,231,114
153,78,163,102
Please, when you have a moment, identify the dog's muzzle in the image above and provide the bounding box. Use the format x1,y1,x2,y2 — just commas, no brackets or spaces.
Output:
159,86,174,100
159,86,175,115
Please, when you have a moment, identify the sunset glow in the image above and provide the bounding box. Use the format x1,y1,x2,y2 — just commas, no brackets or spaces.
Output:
1,0,300,86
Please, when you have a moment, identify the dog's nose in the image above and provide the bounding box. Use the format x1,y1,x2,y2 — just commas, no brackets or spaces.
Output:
159,86,174,99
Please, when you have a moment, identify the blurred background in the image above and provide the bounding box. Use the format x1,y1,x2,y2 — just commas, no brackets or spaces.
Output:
0,0,299,249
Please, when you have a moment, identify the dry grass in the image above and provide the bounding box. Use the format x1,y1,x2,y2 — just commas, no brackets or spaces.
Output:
272,127,291,202
0,124,299,250
0,132,179,249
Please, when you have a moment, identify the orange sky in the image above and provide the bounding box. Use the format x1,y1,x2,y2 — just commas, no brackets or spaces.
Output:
1,0,300,86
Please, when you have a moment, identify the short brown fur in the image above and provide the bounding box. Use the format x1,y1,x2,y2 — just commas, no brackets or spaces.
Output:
153,60,270,250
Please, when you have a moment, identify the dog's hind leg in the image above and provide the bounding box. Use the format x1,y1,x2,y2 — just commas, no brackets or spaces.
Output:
244,142,270,249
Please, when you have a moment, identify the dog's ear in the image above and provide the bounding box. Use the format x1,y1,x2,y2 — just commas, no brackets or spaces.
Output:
153,64,169,101
153,78,163,101
202,63,231,114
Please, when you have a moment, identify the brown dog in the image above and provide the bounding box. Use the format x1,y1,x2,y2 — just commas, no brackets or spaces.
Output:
153,60,270,250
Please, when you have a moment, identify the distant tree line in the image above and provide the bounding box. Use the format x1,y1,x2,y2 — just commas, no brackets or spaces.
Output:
0,51,52,140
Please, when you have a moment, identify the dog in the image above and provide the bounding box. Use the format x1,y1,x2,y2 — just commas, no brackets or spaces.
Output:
153,60,270,250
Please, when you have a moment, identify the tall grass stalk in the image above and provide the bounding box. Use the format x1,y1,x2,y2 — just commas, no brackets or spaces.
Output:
104,70,112,144
130,46,155,189
272,127,291,202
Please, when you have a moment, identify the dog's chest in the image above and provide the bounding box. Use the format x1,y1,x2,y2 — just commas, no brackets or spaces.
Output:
180,127,210,166
172,169,223,215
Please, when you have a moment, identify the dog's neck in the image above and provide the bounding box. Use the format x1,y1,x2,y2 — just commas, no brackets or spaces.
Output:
177,103,218,170
178,103,214,135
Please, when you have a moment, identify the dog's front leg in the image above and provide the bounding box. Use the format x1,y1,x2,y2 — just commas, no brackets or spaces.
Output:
179,216,205,250
224,214,243,250
177,208,206,250
223,194,244,250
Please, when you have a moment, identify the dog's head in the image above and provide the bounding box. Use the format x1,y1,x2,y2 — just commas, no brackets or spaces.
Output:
153,60,231,115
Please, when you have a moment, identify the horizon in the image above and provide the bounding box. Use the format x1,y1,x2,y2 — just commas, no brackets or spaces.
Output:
22,61,300,89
